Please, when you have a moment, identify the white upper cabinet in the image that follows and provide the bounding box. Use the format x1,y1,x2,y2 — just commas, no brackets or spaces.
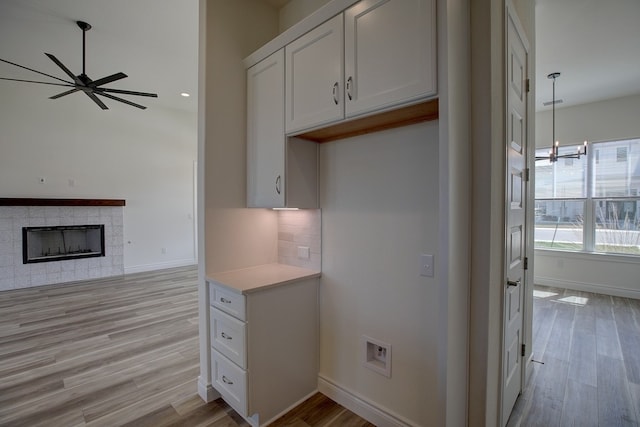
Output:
285,14,344,134
282,0,436,135
248,49,319,209
247,49,285,208
246,0,436,208
344,0,436,117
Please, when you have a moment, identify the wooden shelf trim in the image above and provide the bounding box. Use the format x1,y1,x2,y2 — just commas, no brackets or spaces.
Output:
0,198,126,207
294,98,439,143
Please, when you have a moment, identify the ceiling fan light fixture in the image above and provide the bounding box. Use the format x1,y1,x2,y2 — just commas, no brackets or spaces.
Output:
0,20,158,110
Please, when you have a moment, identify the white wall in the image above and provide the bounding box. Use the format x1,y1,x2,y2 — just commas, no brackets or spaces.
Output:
437,0,472,424
0,83,197,274
535,94,640,149
319,122,440,426
534,94,640,298
278,0,332,32
202,0,280,276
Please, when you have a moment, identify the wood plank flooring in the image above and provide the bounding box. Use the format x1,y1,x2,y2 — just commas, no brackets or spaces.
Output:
0,266,372,427
507,285,640,426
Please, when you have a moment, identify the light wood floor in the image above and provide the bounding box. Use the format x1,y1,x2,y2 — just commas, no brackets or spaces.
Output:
0,266,373,427
508,285,640,426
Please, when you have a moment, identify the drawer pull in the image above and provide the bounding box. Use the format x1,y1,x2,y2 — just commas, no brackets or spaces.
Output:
220,297,232,304
222,375,234,385
221,332,232,340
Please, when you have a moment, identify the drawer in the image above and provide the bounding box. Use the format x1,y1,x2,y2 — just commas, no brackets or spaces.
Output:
212,348,248,416
209,282,246,321
210,307,247,369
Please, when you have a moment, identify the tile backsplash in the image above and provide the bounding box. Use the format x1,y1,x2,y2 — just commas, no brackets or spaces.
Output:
277,209,321,271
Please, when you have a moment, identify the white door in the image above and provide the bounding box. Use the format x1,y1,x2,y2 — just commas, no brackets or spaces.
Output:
247,49,285,208
344,0,436,118
285,14,344,134
502,10,529,424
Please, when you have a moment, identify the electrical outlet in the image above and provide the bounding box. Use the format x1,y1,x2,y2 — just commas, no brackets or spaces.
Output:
297,246,310,259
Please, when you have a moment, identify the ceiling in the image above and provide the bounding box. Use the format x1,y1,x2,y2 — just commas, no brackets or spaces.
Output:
1,0,636,114
0,0,199,113
535,0,640,111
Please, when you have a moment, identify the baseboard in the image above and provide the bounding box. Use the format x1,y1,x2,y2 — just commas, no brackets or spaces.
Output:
535,276,640,299
261,389,318,426
125,259,196,274
197,376,220,403
318,375,416,427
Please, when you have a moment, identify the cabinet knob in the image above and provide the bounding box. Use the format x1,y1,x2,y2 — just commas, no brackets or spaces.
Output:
221,332,232,340
222,375,233,385
275,175,281,195
346,76,353,101
332,82,339,105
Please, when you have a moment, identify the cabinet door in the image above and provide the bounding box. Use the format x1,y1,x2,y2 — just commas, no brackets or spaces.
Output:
247,49,285,208
285,14,344,134
344,0,436,118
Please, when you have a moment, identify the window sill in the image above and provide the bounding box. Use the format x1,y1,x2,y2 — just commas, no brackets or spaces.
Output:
534,248,640,264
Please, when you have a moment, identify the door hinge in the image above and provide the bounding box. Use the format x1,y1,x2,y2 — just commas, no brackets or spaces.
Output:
523,257,528,270
521,343,526,357
524,168,530,182
525,79,530,93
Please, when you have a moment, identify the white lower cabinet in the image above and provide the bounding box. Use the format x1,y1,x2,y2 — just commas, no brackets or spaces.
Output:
208,276,319,426
212,348,248,414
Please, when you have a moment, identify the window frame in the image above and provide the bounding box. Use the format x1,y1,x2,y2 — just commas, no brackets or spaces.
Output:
534,137,640,257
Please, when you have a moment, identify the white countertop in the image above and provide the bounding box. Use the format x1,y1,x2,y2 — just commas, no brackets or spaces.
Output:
207,263,321,294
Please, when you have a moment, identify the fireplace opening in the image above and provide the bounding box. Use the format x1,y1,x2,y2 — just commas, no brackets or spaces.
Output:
23,225,105,264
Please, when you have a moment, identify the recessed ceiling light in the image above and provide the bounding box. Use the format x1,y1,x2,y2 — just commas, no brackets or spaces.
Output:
180,92,190,97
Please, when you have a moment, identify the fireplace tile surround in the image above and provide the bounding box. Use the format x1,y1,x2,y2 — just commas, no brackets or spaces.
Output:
0,203,124,291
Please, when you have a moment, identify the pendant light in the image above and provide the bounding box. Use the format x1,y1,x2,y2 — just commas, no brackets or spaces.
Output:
535,72,587,162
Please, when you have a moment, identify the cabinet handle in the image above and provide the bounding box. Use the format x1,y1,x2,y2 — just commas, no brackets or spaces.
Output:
220,297,231,304
275,175,281,195
346,76,353,101
222,375,233,385
221,332,232,340
332,82,339,105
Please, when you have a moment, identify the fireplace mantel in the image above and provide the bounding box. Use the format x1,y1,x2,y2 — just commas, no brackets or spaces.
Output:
0,198,126,207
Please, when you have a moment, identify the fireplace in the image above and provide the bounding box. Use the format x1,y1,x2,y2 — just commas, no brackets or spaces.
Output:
23,225,105,264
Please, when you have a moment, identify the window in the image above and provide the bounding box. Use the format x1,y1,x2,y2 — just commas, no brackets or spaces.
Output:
535,138,640,256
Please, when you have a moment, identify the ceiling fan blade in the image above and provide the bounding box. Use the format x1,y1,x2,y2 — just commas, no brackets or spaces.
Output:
97,87,158,98
90,72,127,87
45,53,82,85
96,92,147,110
0,57,74,84
49,88,80,99
84,91,108,109
0,77,76,88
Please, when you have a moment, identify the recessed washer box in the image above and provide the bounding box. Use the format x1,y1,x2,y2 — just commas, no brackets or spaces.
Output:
362,335,391,378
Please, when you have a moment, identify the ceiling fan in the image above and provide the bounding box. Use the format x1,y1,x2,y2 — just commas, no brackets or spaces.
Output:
0,21,158,110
